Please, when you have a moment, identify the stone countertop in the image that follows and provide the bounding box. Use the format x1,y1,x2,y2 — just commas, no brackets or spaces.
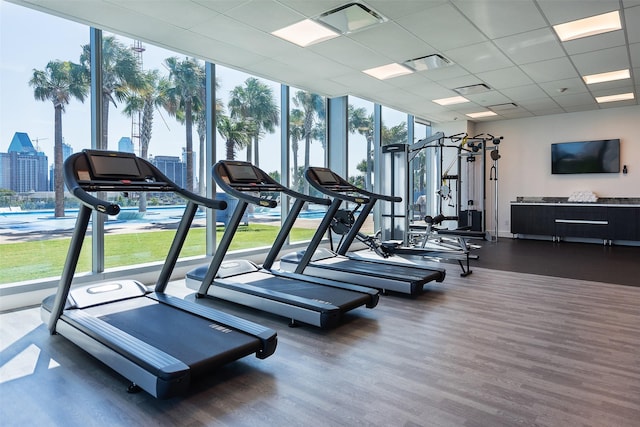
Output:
512,197,640,205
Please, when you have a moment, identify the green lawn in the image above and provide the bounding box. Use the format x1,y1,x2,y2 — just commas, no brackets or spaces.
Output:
0,224,318,284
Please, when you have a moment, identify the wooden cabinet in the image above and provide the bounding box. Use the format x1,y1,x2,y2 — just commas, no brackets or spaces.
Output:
511,203,640,243
609,207,640,240
511,205,555,235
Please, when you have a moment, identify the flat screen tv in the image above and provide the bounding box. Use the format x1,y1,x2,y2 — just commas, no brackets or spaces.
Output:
551,139,620,174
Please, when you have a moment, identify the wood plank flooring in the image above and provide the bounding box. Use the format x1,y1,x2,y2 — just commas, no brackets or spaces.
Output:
1,267,639,427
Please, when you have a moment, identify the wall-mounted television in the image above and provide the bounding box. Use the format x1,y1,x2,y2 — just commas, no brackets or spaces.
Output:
551,139,620,174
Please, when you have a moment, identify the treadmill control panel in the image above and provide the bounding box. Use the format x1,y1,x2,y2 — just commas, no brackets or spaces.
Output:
70,149,171,191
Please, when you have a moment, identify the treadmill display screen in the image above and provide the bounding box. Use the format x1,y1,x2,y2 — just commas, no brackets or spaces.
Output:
88,153,142,179
314,169,339,185
225,163,259,183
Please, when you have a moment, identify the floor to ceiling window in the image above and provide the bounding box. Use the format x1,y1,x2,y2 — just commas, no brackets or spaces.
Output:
0,4,91,283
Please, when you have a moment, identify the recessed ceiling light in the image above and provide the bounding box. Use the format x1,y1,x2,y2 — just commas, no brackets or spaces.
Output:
583,69,630,85
595,92,635,103
272,19,339,47
404,54,453,71
432,96,470,106
363,63,413,80
317,2,386,34
454,83,491,95
466,111,497,118
553,11,621,42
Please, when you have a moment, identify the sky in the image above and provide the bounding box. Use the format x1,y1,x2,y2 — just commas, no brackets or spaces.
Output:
0,1,410,178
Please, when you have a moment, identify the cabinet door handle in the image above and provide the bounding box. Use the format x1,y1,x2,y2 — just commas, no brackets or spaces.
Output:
555,219,608,225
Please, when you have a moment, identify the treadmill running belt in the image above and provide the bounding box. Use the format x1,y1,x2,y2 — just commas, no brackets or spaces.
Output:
232,272,368,307
318,257,441,283
94,300,260,370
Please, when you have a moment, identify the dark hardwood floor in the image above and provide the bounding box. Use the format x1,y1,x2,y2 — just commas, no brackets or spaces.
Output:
459,237,640,287
1,260,639,426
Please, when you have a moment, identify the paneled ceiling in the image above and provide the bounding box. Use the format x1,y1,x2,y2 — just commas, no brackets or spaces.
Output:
9,0,640,123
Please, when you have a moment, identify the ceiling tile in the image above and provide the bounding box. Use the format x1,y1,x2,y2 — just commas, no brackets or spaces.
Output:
308,36,380,69
223,0,304,32
571,46,632,75
501,84,550,101
466,91,512,106
444,42,513,73
476,67,534,89
625,4,640,43
397,3,487,51
453,0,547,39
539,78,588,97
520,57,579,82
494,28,565,65
562,31,627,55
111,0,220,29
347,22,437,63
536,0,621,25
552,93,597,107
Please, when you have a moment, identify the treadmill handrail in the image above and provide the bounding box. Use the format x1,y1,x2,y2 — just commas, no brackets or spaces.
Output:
65,150,227,214
213,160,330,207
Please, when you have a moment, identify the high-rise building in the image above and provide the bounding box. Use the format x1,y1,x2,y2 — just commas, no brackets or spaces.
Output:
118,137,134,153
152,155,185,188
49,142,74,190
0,132,48,192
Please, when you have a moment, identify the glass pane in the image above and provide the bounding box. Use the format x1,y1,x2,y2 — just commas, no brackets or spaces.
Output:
347,97,374,235
380,106,408,146
215,66,282,251
289,88,327,244
412,121,429,221
0,4,91,284
95,33,207,269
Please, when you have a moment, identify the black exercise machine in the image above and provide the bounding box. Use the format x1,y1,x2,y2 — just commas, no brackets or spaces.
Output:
185,160,378,328
279,167,447,294
305,166,473,277
41,150,277,399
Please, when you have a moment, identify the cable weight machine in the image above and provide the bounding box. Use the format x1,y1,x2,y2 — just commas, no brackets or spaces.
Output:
379,132,503,246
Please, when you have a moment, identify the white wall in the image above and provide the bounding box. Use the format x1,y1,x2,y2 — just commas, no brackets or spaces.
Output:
437,105,640,237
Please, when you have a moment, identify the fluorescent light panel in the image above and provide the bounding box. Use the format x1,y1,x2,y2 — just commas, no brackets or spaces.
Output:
363,63,412,80
466,111,497,118
553,11,621,42
432,96,469,106
272,19,339,47
583,69,630,85
595,92,635,103
317,2,386,34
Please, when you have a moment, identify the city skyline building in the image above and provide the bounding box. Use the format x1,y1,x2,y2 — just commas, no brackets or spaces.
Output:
1,132,48,192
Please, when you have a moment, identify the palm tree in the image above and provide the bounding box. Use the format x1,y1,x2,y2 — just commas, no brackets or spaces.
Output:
193,78,224,195
217,115,253,160
122,69,168,211
29,60,88,217
228,77,279,166
383,121,408,145
292,90,325,194
80,36,144,150
348,105,373,190
162,57,205,192
289,108,305,191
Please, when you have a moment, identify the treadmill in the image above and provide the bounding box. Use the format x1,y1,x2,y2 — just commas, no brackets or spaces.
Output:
41,150,277,399
185,160,378,329
279,167,446,296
